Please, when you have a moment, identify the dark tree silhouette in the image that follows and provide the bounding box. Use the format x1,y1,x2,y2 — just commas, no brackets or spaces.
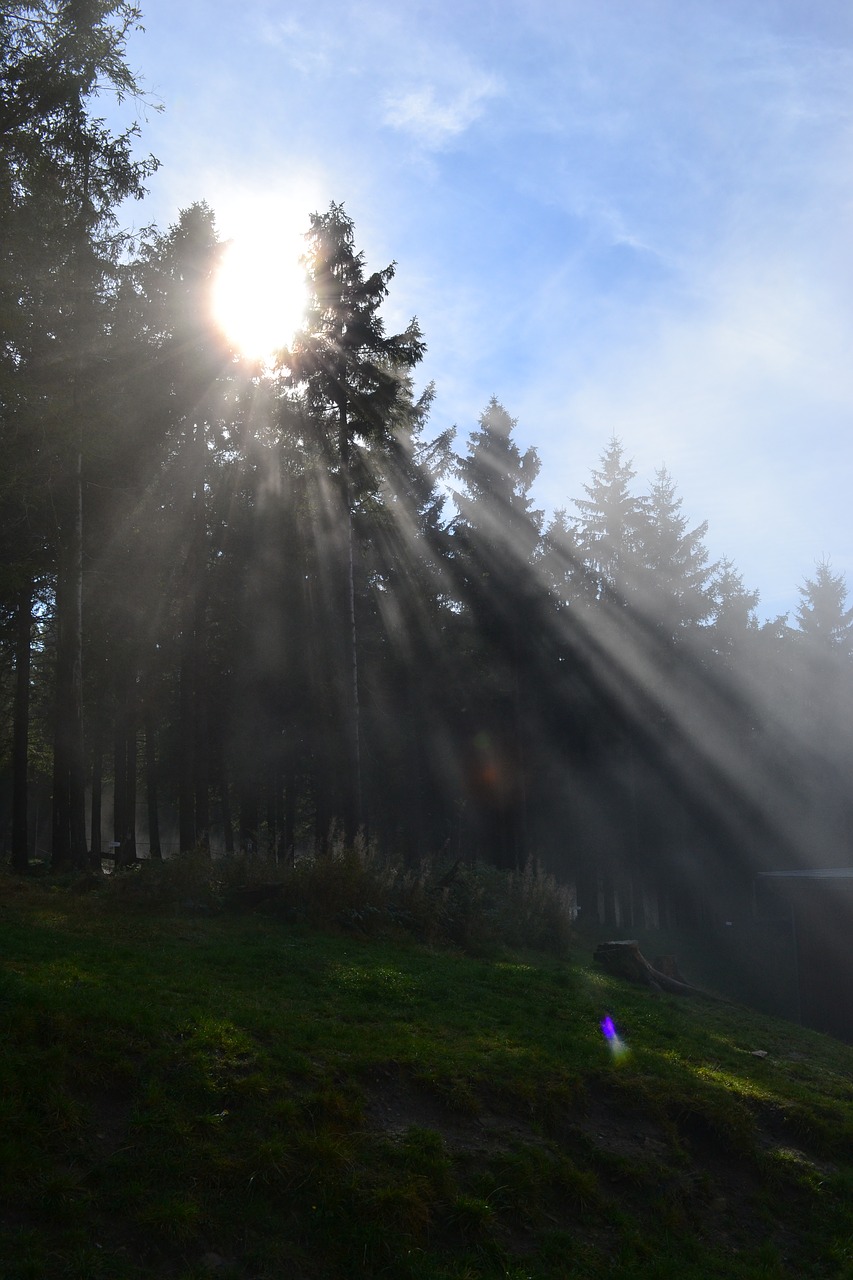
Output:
278,203,425,840
0,0,156,871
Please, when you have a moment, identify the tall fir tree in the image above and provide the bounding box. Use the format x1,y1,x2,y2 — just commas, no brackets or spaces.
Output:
796,559,853,658
573,437,645,607
0,1,156,870
636,467,717,643
450,398,544,868
278,203,425,840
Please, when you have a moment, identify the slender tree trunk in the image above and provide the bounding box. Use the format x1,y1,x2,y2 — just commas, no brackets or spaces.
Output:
125,720,137,862
11,583,32,873
265,768,277,861
51,606,71,871
283,758,296,863
51,464,87,871
144,700,162,859
180,422,210,853
304,572,330,851
178,621,196,851
193,648,210,852
90,719,103,863
68,449,87,863
512,628,528,871
240,789,258,855
179,428,198,853
113,708,126,862
220,767,234,855
338,409,363,840
113,698,137,865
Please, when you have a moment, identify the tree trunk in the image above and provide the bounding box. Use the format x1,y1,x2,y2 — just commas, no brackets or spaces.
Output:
11,583,32,873
283,759,296,863
113,697,137,866
511,630,528,871
194,662,210,853
145,712,161,859
90,718,103,862
51,467,88,872
178,429,195,853
178,617,196,850
338,408,363,841
265,771,277,861
113,710,126,861
240,788,258,855
180,422,209,853
125,720,137,862
220,769,234,855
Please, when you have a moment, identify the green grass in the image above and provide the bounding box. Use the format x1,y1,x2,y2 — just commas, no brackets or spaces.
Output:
1,866,853,1279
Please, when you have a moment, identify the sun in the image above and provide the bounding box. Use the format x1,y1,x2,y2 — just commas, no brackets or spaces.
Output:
212,234,308,363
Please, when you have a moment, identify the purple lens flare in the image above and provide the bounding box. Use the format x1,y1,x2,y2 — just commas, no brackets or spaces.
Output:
600,1014,629,1059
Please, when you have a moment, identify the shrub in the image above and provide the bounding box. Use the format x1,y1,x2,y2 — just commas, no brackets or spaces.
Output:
99,836,575,957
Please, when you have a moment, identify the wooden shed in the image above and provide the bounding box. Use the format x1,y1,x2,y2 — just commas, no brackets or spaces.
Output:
754,869,853,1044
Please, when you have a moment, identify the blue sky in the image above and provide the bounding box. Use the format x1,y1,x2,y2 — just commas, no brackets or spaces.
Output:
111,0,853,619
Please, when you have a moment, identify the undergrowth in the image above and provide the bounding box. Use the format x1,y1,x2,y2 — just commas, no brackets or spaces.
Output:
98,836,577,956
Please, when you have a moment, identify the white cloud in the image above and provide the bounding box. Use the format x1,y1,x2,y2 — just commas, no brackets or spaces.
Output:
383,71,502,150
255,15,336,75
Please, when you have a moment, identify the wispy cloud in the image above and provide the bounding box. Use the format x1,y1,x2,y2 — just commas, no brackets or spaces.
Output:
383,70,503,149
255,14,338,75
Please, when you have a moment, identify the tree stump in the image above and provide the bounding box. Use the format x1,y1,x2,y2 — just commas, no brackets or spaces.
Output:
653,954,686,984
593,940,722,1000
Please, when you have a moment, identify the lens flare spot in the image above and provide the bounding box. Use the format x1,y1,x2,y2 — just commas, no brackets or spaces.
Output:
600,1014,630,1061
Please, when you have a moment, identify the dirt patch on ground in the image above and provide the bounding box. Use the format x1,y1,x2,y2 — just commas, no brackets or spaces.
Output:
360,1065,818,1274
361,1062,544,1153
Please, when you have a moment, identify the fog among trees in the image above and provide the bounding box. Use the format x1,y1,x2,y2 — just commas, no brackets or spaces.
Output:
3,2,853,929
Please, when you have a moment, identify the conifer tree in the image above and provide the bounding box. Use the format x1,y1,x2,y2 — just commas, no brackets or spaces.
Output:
0,1,156,870
538,509,594,613
278,203,425,840
636,467,717,643
796,559,853,658
708,557,759,665
129,204,232,854
573,437,645,607
450,398,544,868
790,561,853,863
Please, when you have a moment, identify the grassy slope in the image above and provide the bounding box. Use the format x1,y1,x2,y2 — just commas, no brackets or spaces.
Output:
1,872,852,1280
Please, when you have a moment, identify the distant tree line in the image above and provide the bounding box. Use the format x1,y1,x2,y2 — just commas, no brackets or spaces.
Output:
3,1,853,927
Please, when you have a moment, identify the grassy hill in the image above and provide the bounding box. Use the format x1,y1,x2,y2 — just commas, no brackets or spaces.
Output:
1,858,852,1280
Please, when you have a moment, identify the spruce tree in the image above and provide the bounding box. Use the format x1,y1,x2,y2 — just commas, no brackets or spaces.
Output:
450,398,544,868
796,559,853,658
572,437,646,614
0,1,156,871
792,561,853,864
636,467,717,643
278,203,425,840
708,557,759,666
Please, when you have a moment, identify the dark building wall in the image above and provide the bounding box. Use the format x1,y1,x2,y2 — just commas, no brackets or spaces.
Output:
758,874,853,1045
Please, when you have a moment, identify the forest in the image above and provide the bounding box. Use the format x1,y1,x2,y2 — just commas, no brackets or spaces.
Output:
3,1,853,930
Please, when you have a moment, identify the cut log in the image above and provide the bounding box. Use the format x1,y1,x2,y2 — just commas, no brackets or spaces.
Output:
593,940,724,1001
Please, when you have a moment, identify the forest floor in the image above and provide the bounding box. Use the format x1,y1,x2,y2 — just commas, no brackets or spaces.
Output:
1,865,853,1279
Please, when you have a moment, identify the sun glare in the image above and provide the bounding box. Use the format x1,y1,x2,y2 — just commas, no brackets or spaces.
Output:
213,235,308,363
